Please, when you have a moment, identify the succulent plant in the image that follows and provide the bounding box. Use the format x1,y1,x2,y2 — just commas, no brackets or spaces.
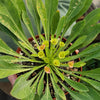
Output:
0,0,100,100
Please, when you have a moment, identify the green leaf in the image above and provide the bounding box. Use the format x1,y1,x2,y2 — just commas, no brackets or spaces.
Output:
22,93,35,100
36,0,48,39
60,61,86,68
64,76,88,92
51,10,60,36
0,55,41,63
51,69,59,83
83,8,100,29
11,0,26,15
66,0,86,21
0,23,18,42
81,50,100,62
0,61,31,79
56,16,65,38
18,41,37,54
0,14,25,42
64,20,86,49
0,0,36,53
34,94,40,100
50,75,66,100
68,35,87,51
22,10,39,45
81,43,100,56
37,72,45,96
81,24,100,47
0,0,29,43
74,62,86,67
0,38,25,58
74,68,100,81
60,81,92,100
26,0,41,38
11,71,34,99
54,67,64,81
72,92,93,100
0,0,22,29
63,0,92,33
87,86,100,100
80,8,100,47
45,0,58,36
60,69,100,92
74,74,100,91
41,75,52,100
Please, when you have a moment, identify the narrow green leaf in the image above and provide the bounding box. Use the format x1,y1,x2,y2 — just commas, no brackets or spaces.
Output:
63,0,92,33
41,75,52,100
34,94,40,100
0,61,31,79
0,39,25,58
37,72,45,96
60,61,86,68
73,74,100,91
54,67,64,81
11,0,26,15
0,0,22,30
36,0,48,39
0,14,25,41
50,75,66,100
18,41,37,54
60,81,92,100
73,68,100,81
81,24,100,47
45,0,58,37
74,62,86,67
64,76,88,92
56,16,65,38
51,69,59,83
60,69,100,92
66,0,86,21
0,23,18,42
0,0,36,53
0,55,41,63
51,10,60,36
22,10,39,45
26,0,42,39
80,8,100,47
63,20,86,49
87,86,100,100
68,35,87,51
81,50,100,62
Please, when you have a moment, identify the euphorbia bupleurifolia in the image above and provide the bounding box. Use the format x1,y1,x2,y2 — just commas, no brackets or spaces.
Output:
0,0,100,100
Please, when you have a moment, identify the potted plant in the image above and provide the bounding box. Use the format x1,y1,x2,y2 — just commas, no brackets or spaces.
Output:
0,0,100,100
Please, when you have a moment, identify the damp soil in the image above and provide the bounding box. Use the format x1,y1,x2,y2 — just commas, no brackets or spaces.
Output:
16,37,81,100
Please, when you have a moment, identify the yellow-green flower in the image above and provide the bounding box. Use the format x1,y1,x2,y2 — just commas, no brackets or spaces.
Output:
38,51,45,58
59,51,66,59
42,40,49,47
43,57,49,63
53,59,60,66
51,38,58,45
59,41,65,47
